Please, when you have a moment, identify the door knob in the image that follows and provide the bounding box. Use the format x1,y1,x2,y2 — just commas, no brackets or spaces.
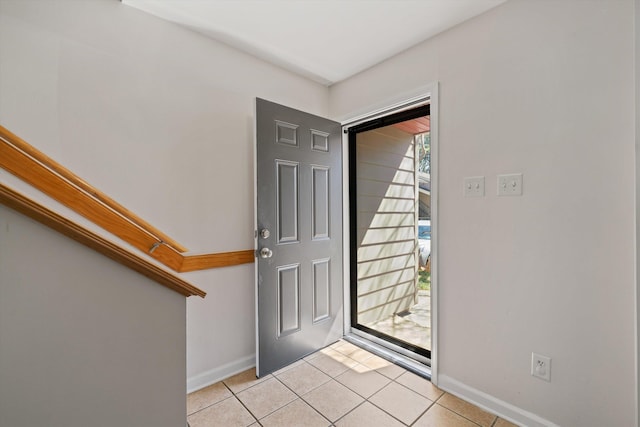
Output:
260,228,270,239
260,247,273,259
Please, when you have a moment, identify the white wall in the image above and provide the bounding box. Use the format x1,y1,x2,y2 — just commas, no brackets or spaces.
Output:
635,0,639,421
0,205,187,427
2,0,637,425
332,1,636,426
0,0,329,392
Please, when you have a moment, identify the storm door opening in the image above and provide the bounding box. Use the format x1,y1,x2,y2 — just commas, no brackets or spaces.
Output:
348,104,431,361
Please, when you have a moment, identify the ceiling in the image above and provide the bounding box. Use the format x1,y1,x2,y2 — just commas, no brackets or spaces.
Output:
392,117,430,136
123,0,508,86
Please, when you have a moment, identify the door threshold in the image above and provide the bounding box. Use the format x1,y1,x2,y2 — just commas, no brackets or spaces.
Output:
344,333,431,380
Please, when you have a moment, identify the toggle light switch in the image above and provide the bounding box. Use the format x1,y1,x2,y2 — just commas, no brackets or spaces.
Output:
497,173,523,196
463,176,485,197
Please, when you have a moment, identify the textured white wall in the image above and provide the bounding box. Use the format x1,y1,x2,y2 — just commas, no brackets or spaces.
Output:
0,206,187,427
331,1,636,426
0,0,329,391
635,0,639,423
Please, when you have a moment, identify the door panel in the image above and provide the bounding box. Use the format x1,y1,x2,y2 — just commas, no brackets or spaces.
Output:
276,160,299,244
312,258,330,322
256,98,343,377
311,166,329,240
277,264,301,337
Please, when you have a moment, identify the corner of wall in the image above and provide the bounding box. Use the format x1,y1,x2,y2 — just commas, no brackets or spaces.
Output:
187,353,255,394
636,0,640,424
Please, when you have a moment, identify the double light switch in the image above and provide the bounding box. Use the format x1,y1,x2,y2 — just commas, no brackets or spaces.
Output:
463,174,523,197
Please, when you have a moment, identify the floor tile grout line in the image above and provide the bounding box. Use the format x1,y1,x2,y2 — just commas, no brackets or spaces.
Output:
331,399,371,426
232,393,261,425
432,402,488,427
292,356,370,425
276,346,417,425
317,344,487,427
189,341,499,427
293,384,344,426
355,374,437,427
222,376,273,424
263,369,334,425
186,394,234,418
391,374,443,402
273,359,334,396
316,365,409,426
437,392,498,427
406,398,438,427
221,357,359,425
368,375,426,426
223,373,273,397
244,375,298,422
364,395,420,426
186,382,228,416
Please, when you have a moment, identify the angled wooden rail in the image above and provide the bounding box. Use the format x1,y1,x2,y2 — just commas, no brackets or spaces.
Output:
0,125,254,273
0,183,206,298
0,126,188,253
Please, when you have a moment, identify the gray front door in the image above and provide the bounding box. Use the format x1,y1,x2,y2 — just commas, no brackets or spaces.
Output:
256,98,343,377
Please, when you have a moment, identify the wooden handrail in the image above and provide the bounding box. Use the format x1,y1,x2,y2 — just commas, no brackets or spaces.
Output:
0,125,254,273
0,183,206,298
0,134,185,269
0,126,188,253
181,250,256,272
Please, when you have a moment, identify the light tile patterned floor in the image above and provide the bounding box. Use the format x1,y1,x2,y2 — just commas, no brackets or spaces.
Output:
187,340,519,427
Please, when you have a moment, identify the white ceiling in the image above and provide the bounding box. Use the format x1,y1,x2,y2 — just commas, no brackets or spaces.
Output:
123,0,508,86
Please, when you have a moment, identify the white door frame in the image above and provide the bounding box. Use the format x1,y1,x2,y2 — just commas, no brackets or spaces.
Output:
339,82,439,385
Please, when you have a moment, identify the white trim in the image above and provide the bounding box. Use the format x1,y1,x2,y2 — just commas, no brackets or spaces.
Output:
635,2,640,425
428,82,439,385
345,333,430,378
349,329,430,367
253,98,260,376
342,130,351,336
438,375,560,427
187,354,255,394
339,82,439,382
334,83,437,124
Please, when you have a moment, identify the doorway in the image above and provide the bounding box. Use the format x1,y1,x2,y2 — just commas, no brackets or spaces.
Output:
347,104,432,363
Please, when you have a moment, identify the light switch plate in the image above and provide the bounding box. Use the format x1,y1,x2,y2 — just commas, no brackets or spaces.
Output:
464,176,485,197
497,173,523,196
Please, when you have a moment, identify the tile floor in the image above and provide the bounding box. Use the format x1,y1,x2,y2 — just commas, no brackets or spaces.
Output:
187,340,518,427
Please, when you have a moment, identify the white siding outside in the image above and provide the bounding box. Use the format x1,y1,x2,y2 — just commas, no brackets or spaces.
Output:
356,126,417,325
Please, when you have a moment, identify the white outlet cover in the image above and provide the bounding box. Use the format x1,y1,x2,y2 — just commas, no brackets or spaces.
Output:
463,176,485,197
531,352,551,382
497,173,523,196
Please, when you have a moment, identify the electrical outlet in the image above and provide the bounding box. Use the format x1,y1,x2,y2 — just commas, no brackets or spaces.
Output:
497,173,523,196
531,353,551,382
463,176,485,197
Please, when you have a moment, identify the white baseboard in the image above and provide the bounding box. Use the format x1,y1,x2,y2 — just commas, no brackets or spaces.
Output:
187,354,255,394
437,375,560,427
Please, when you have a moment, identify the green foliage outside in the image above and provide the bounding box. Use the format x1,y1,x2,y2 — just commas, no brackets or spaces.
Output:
417,132,430,175
417,131,431,292
418,270,431,291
